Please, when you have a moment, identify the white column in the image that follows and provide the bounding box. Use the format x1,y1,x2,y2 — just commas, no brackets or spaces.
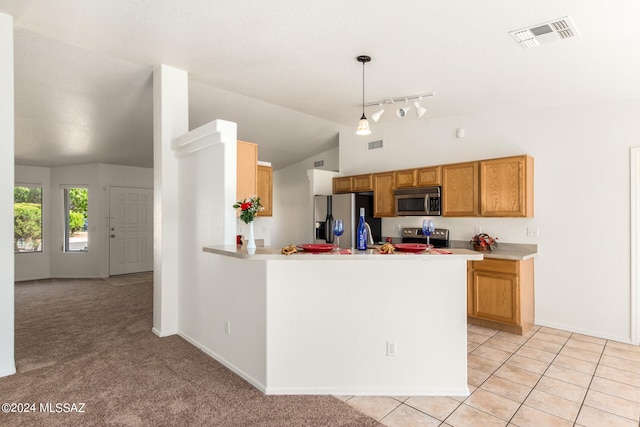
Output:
0,12,16,377
152,65,188,336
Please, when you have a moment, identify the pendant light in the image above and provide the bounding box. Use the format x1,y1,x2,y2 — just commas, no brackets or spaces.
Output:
355,55,371,136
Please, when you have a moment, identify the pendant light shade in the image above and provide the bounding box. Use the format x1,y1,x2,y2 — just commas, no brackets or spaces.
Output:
356,114,371,135
355,55,371,136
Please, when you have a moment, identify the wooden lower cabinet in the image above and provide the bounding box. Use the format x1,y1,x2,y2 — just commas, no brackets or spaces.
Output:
467,258,534,335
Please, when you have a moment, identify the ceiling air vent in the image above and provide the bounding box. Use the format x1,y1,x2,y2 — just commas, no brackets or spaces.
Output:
509,16,579,48
368,140,384,150
314,160,324,168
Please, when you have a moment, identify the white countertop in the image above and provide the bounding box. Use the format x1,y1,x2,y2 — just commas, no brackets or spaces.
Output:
203,245,484,261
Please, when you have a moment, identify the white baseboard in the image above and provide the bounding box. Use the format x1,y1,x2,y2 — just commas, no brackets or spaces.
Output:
0,362,16,378
151,327,178,338
177,330,267,394
535,319,632,344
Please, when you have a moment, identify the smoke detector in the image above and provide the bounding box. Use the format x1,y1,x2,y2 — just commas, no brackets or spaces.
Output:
509,16,580,48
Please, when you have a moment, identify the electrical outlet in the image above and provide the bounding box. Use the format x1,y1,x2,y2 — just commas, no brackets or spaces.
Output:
475,226,482,234
386,341,397,357
225,321,231,335
527,227,539,237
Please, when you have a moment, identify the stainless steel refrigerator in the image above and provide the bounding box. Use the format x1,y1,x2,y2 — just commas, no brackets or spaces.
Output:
313,193,381,248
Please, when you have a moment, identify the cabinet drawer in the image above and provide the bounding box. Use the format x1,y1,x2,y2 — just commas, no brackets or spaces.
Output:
472,258,518,274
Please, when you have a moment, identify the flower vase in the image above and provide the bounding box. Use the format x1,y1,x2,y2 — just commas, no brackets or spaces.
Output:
246,221,256,250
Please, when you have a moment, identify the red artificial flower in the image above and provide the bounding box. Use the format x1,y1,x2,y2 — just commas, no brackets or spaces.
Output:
240,202,252,211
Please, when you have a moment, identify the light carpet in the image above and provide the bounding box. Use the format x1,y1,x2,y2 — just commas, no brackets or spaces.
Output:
0,278,381,426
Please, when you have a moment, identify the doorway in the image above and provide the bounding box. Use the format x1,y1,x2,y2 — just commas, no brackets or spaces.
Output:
109,187,153,276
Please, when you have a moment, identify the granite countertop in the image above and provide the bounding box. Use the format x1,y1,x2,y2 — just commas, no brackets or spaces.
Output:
203,244,484,261
448,240,537,261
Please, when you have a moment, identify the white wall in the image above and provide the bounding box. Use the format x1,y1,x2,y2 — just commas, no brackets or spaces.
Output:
339,99,640,343
0,11,16,377
15,163,152,281
271,147,339,247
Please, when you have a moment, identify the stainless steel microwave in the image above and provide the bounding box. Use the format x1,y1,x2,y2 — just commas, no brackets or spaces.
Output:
394,186,441,216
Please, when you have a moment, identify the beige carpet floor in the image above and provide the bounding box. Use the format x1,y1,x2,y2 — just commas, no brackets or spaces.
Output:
0,277,381,426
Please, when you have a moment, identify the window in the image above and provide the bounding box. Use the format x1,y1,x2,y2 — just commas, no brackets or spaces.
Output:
64,187,88,252
14,185,43,253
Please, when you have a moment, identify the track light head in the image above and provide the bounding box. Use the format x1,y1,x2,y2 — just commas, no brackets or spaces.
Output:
371,103,385,122
414,97,427,118
396,99,410,118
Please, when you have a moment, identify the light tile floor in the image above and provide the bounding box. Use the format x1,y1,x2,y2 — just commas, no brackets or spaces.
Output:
337,325,640,426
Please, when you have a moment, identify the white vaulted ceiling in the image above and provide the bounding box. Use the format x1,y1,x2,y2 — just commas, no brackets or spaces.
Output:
1,0,640,169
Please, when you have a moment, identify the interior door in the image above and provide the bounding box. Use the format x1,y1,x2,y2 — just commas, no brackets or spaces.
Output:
109,187,153,276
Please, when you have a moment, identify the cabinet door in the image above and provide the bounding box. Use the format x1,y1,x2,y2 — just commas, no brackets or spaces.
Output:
480,155,533,217
416,166,442,187
333,177,353,194
237,141,258,201
395,169,417,188
470,270,519,325
352,174,373,192
442,162,479,216
373,172,396,217
256,165,272,217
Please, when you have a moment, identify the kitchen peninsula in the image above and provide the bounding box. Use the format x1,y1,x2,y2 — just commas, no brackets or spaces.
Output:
200,245,482,396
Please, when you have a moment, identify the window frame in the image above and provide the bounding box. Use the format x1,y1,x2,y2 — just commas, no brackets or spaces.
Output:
14,183,44,254
62,185,89,253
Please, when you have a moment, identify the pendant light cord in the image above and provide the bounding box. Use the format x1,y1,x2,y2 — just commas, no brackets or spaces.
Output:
362,59,365,116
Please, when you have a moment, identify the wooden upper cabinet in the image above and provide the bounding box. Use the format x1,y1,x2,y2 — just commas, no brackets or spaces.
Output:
395,169,417,188
333,176,353,194
480,155,533,217
331,154,533,217
352,174,373,192
256,164,273,217
237,141,258,201
416,166,442,187
373,172,396,218
442,161,479,217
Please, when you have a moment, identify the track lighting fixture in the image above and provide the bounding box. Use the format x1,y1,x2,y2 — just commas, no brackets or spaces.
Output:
414,96,427,118
371,103,385,122
360,92,435,123
396,99,410,118
355,55,371,136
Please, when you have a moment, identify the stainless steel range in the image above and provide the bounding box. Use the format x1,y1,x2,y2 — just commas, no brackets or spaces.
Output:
401,227,450,248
